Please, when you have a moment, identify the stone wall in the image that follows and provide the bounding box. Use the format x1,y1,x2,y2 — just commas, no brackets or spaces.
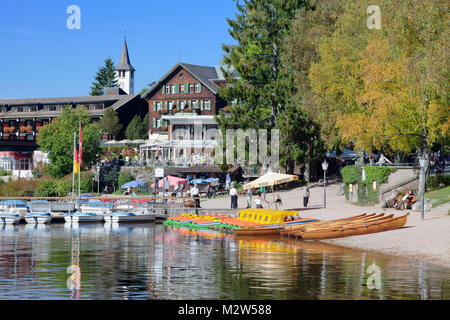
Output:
379,167,419,200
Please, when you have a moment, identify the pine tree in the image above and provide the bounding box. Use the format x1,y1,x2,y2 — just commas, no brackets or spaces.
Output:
218,0,308,131
216,0,325,176
125,114,148,140
90,57,118,96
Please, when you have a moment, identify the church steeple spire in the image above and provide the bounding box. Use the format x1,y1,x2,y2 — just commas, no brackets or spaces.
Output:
115,38,135,94
115,38,135,72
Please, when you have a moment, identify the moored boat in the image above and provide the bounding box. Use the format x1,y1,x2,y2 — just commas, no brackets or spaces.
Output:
64,211,106,223
234,218,319,236
25,211,52,224
0,213,21,224
104,211,156,223
295,213,409,240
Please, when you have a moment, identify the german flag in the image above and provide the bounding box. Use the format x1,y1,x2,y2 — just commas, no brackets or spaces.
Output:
74,133,80,174
79,120,83,168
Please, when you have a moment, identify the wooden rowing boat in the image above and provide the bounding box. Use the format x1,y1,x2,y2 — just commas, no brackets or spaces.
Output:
296,214,409,240
293,214,394,233
234,219,318,236
280,213,381,235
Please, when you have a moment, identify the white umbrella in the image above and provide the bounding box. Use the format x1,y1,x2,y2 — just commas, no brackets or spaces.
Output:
243,172,298,190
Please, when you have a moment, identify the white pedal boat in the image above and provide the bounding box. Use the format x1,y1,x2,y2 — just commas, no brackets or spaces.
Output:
64,211,106,223
104,207,156,223
25,211,52,224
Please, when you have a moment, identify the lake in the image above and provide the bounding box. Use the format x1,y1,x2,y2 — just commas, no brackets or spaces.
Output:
0,222,448,300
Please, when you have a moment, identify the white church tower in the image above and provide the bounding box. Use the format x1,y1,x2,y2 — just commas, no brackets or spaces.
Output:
115,38,135,94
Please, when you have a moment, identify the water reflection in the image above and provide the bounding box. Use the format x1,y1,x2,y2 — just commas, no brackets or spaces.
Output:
0,223,448,300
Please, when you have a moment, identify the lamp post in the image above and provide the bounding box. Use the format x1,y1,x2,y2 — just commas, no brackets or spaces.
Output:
322,159,329,208
419,157,428,220
96,165,100,195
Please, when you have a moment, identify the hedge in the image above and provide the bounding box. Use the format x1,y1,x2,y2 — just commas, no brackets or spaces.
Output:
341,166,395,204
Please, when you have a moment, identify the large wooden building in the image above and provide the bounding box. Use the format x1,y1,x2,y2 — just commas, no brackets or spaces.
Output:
142,62,229,133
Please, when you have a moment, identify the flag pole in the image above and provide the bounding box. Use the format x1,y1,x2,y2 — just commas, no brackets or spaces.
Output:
72,131,76,196
78,118,81,197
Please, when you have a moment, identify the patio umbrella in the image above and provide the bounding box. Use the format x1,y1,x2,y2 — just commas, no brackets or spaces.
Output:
243,172,298,190
121,180,148,189
205,177,219,183
151,175,188,188
190,178,209,184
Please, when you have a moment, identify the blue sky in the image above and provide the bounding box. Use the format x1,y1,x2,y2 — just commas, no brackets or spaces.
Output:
0,0,238,99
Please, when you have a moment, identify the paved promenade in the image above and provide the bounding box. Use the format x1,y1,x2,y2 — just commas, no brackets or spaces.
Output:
199,181,450,268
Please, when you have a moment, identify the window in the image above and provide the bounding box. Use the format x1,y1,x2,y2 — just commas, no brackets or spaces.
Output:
189,84,194,93
165,85,170,94
192,100,198,109
180,101,186,110
194,83,200,93
168,101,173,110
171,85,176,94
180,73,184,79
179,85,184,93
204,100,211,110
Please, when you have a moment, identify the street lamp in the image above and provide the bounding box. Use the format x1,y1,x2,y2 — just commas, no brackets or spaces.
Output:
322,159,329,208
96,165,101,194
419,157,428,220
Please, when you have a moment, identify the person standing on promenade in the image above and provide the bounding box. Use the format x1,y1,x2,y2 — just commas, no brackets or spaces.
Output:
303,186,310,207
190,183,200,208
230,183,238,209
246,188,252,208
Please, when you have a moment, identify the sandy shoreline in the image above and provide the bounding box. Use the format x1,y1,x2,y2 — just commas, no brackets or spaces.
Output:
199,181,450,269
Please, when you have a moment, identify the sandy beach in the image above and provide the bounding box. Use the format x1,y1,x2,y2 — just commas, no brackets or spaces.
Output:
199,181,450,269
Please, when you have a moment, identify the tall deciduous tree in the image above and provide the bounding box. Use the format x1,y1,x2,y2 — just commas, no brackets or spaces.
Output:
90,57,118,96
37,106,102,178
308,0,449,194
282,0,344,152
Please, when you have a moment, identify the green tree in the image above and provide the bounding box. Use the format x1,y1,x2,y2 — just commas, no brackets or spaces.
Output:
282,0,344,152
307,0,449,196
217,0,325,178
218,0,308,131
37,106,102,178
90,57,118,96
98,107,122,140
125,114,148,140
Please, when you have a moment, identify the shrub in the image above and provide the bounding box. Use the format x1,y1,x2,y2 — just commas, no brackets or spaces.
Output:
37,179,57,196
426,174,450,191
341,165,395,204
0,169,11,176
118,170,134,189
0,179,38,197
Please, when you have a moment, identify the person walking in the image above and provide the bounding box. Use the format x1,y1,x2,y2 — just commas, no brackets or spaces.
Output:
230,183,238,209
303,186,310,207
190,183,200,208
246,188,252,208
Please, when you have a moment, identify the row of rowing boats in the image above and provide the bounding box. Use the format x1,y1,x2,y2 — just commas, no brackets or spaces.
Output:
234,213,409,240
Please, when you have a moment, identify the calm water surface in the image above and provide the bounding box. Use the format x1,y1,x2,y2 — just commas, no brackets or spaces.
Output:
0,222,448,300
